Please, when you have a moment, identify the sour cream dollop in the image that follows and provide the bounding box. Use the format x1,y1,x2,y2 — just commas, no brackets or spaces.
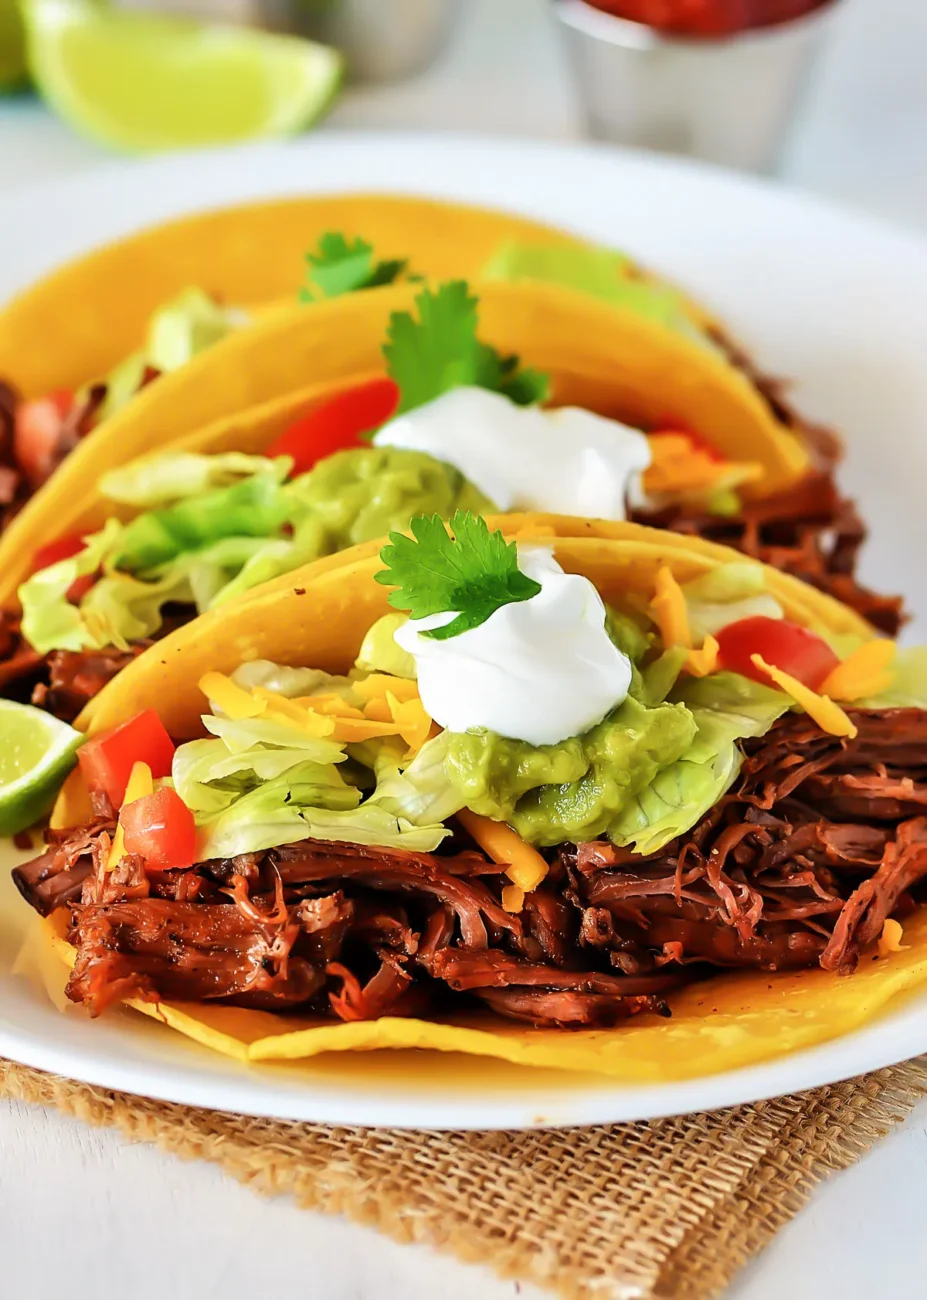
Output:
393,548,633,746
373,387,652,520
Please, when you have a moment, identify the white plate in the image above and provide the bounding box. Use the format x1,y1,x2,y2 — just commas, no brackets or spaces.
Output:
2,133,927,1129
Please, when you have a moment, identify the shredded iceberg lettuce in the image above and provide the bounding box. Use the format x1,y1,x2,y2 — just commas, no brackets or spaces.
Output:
228,660,354,700
19,520,125,653
165,649,797,865
682,563,783,641
20,445,491,656
860,646,927,709
100,451,290,508
611,672,789,855
174,692,449,860
361,731,466,827
95,288,239,423
114,467,292,572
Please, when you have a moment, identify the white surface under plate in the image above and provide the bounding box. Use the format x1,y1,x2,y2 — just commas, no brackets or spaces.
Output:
1,133,927,1129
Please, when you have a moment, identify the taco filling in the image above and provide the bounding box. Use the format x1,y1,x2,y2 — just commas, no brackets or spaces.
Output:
486,242,903,635
13,515,926,1031
0,281,901,721
0,288,241,536
0,227,428,539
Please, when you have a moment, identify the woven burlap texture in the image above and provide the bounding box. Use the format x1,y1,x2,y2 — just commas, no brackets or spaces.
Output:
3,1056,926,1300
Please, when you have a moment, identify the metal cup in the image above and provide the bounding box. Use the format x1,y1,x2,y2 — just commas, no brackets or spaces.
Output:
554,0,842,173
285,0,459,83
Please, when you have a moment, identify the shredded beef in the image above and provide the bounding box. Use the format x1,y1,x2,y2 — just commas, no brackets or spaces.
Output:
571,709,927,977
0,605,195,722
0,610,41,695
12,811,117,915
630,350,904,635
0,380,24,534
15,708,927,1029
32,644,152,722
0,612,151,721
0,382,109,539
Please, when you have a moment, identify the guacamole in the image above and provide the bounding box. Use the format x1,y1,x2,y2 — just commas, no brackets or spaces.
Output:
482,243,710,346
445,694,697,847
286,445,494,556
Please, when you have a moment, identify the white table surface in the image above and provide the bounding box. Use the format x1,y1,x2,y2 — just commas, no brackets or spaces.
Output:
2,1,927,1296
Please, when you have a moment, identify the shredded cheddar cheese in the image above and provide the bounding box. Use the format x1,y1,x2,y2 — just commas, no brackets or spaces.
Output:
199,672,264,719
295,692,367,720
685,635,720,678
456,809,549,893
501,885,526,914
106,761,154,871
651,565,691,650
360,696,393,723
750,654,857,738
821,639,896,702
198,671,433,756
251,688,337,737
643,434,763,500
877,918,906,958
386,691,434,755
351,675,420,704
650,565,719,676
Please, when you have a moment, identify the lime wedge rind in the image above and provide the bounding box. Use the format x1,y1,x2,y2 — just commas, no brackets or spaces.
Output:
0,701,83,837
23,0,343,153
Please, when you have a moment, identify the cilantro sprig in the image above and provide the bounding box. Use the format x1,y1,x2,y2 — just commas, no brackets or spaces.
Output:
301,232,408,301
383,281,549,414
375,511,542,641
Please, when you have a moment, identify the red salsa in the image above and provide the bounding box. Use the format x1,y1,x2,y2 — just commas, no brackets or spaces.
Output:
583,0,833,37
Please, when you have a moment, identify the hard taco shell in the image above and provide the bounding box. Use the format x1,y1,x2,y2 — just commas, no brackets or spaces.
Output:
44,521,922,1084
0,279,808,607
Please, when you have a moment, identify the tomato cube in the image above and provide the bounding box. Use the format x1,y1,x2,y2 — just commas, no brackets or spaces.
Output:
77,708,175,807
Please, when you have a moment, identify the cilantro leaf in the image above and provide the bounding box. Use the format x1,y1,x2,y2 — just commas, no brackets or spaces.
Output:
383,281,550,414
497,352,549,406
300,232,407,301
375,511,542,640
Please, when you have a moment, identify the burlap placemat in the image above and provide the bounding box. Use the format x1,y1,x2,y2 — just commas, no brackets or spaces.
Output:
3,1055,926,1299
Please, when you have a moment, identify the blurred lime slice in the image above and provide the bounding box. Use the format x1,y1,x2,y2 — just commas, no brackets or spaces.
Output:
23,0,343,151
0,0,28,90
0,700,83,836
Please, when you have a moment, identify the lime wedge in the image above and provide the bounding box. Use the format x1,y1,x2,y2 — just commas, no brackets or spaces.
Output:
23,0,343,151
0,0,28,90
0,700,83,836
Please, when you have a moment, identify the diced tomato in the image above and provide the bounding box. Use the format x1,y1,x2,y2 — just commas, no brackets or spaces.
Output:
77,708,176,807
120,788,197,871
31,534,95,602
266,376,400,476
13,390,74,487
31,532,86,573
716,615,840,691
65,575,97,603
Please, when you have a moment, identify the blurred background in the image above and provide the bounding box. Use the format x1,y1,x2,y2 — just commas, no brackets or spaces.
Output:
0,0,925,231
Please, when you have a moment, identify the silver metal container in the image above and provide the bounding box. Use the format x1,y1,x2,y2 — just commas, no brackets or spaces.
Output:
555,0,841,172
287,0,459,83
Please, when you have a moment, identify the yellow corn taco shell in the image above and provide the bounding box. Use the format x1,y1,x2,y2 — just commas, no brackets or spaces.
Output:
0,193,608,399
0,278,808,608
44,522,923,1084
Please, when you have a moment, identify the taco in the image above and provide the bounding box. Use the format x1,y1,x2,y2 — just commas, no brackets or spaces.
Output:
0,193,605,546
12,514,927,1081
1,189,872,624
4,276,886,727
